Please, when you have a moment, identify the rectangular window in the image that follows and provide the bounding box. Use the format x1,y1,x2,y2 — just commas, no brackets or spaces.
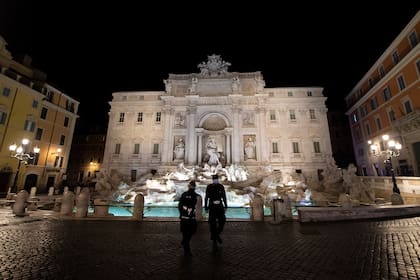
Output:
416,60,420,77
313,142,321,153
0,111,7,124
408,31,419,48
24,120,35,132
288,91,293,96
156,112,161,122
272,142,278,153
153,143,159,154
45,90,54,102
379,65,386,78
40,107,48,119
397,75,406,90
382,87,391,101
368,78,374,88
64,117,69,127
359,106,366,118
392,50,400,65
35,128,43,140
2,87,10,97
370,97,378,110
389,109,396,122
137,112,143,122
32,100,38,108
404,100,413,114
380,141,385,151
292,142,299,153
60,135,65,145
289,110,296,120
119,112,125,123
375,117,382,130
309,109,316,120
270,110,276,121
131,169,137,182
115,143,121,154
133,143,140,154
365,123,371,135
54,156,60,167
306,91,312,96
33,153,39,165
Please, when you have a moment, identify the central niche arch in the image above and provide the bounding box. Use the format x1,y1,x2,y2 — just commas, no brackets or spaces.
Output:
199,113,230,130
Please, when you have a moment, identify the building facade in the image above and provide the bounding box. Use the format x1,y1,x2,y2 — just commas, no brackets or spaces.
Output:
345,11,420,176
102,55,334,181
67,133,105,187
0,36,79,196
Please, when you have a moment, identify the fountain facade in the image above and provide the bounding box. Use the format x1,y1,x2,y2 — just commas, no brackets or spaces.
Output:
103,54,334,185
97,54,358,216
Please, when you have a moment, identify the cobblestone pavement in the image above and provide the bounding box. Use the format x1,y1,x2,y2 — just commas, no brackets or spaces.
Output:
0,210,420,279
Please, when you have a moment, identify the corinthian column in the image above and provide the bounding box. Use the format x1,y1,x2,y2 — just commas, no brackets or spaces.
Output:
196,128,204,166
232,107,241,163
186,106,197,164
161,106,174,163
256,107,268,162
225,128,232,164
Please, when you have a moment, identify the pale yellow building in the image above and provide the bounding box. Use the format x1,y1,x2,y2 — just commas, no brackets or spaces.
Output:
0,35,79,196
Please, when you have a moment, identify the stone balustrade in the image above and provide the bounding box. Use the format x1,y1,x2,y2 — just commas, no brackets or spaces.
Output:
359,176,420,204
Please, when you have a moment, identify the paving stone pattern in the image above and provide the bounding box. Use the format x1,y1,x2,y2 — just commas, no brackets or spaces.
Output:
0,215,419,279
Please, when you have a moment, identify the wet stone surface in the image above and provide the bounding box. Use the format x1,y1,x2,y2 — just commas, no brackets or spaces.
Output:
0,216,419,279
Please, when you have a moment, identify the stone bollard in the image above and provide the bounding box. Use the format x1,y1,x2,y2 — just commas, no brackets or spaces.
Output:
13,190,29,217
75,189,89,218
75,186,81,195
339,193,352,209
272,198,286,223
53,198,63,212
133,193,144,220
251,194,264,221
93,198,112,216
27,197,40,211
6,190,16,200
196,195,203,220
63,186,69,194
48,187,55,196
30,186,37,198
282,195,293,219
60,191,75,215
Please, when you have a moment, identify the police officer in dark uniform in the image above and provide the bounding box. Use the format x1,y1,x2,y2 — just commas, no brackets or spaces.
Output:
178,180,199,256
205,174,228,244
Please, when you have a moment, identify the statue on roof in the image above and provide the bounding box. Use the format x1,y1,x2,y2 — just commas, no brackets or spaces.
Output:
198,54,231,77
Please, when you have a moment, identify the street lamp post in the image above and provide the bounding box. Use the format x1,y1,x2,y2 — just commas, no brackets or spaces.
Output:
9,138,40,193
368,134,402,194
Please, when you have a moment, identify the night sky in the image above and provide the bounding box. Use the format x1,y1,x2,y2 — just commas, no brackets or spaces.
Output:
1,2,419,133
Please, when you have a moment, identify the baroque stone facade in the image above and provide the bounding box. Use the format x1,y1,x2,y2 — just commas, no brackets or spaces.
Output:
102,55,334,179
